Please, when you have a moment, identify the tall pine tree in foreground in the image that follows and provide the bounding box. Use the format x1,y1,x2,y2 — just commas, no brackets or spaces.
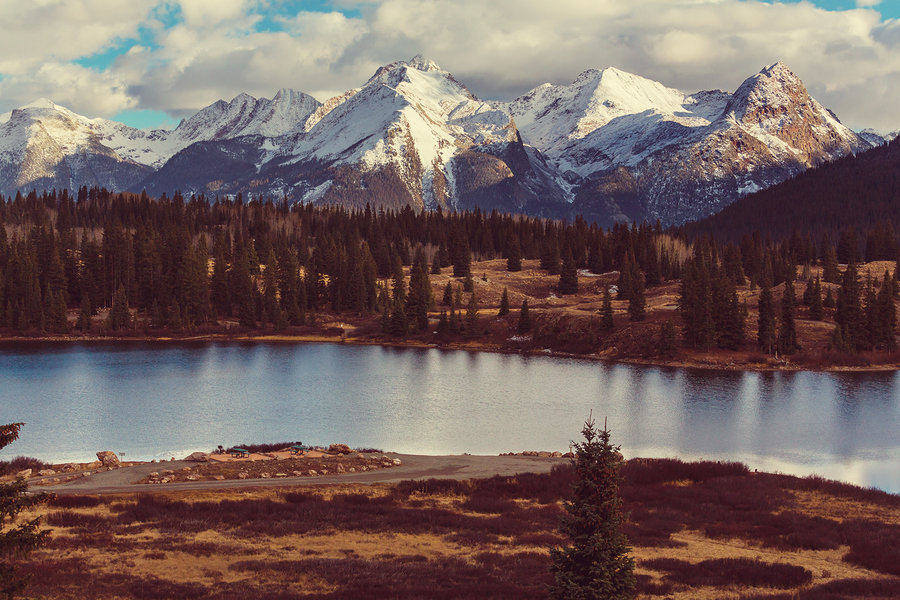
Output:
0,423,48,600
551,417,635,600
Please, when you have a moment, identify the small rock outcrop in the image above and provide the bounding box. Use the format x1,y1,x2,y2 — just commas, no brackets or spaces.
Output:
184,452,209,462
96,451,120,467
328,443,351,455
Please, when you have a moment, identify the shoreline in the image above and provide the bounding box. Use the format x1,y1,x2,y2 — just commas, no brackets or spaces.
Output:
2,332,899,373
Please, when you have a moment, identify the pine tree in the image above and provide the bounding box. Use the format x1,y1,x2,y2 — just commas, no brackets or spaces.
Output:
506,233,522,272
875,271,896,350
836,262,863,351
808,276,824,320
558,248,579,295
106,286,131,331
758,285,776,354
406,249,433,331
498,287,510,316
0,423,48,600
776,282,800,354
441,282,453,306
550,417,635,600
463,272,475,293
822,245,840,284
517,299,532,333
77,294,92,333
658,321,677,358
628,271,645,321
600,287,614,331
465,293,479,335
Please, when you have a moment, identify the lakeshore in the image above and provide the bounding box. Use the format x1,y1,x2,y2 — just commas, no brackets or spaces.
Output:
17,455,900,600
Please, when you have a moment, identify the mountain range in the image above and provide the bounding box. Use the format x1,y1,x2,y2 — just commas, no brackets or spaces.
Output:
0,56,890,226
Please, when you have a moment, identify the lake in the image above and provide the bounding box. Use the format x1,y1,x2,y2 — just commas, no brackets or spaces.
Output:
0,342,897,492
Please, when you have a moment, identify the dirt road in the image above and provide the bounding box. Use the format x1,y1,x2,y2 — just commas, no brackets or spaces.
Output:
42,453,566,495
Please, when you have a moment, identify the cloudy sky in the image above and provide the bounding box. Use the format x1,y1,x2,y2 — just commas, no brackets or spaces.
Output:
1,0,898,131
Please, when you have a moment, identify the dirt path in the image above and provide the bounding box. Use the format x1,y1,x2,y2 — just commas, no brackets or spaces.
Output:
41,454,565,495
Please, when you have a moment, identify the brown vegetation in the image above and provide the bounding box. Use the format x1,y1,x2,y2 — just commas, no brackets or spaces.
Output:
19,458,898,599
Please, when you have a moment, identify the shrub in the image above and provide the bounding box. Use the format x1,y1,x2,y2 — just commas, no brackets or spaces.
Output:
48,495,103,508
643,557,812,588
0,455,50,476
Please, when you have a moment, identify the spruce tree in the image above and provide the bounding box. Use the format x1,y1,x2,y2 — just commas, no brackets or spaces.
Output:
406,249,433,331
757,285,776,354
550,417,635,600
517,299,532,333
658,321,677,358
600,287,614,331
628,271,645,321
441,282,453,306
463,272,475,293
465,293,479,335
498,287,510,316
808,276,823,320
77,294,92,333
558,248,579,295
0,423,48,600
506,234,522,272
106,286,131,331
776,282,800,354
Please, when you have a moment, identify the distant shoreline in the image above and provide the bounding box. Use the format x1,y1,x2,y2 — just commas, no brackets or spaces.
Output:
2,333,898,373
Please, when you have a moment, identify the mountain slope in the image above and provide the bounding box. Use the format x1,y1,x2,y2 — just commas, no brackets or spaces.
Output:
681,137,900,241
0,59,884,226
508,61,870,226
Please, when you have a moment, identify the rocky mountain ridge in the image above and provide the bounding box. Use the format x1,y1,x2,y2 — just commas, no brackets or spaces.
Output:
0,58,882,225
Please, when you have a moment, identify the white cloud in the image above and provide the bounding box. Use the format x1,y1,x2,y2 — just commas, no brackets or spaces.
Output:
0,63,135,116
0,0,897,131
855,0,881,7
0,1,154,74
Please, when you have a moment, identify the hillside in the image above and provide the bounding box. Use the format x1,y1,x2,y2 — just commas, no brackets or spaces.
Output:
682,137,899,242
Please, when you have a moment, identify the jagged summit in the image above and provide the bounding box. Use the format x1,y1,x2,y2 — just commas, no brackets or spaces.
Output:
407,54,443,72
0,59,878,226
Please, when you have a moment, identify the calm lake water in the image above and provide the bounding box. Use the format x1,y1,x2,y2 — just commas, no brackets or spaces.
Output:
0,342,897,492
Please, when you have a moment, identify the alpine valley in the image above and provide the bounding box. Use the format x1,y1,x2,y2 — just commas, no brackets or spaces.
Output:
0,56,888,226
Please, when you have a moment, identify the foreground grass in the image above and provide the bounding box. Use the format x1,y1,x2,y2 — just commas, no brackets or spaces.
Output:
21,459,900,599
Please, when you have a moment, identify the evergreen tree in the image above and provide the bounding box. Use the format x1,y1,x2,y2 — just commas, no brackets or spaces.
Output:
498,287,510,316
776,282,800,354
658,321,677,358
835,262,863,351
600,288,614,331
822,245,840,284
558,248,579,295
406,249,433,331
106,286,131,331
77,294,92,333
757,285,776,354
463,272,475,293
550,417,635,600
506,233,522,272
628,271,645,321
808,276,823,321
465,293,479,335
441,282,453,306
0,423,48,600
517,299,532,333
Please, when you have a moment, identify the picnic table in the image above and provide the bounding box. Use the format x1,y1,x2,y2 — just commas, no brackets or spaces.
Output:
230,448,250,458
289,445,306,455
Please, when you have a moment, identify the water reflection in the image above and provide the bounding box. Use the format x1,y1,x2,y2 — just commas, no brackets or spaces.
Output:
0,341,896,492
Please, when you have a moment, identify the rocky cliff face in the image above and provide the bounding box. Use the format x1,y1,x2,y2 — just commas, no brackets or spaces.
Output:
0,59,879,226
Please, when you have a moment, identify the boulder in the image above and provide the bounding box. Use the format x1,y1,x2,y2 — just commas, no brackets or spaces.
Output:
148,472,159,478
15,469,32,478
96,451,120,467
213,475,225,481
237,471,249,479
275,473,287,478
38,469,56,476
260,472,270,478
392,458,402,466
328,443,351,455
185,475,200,481
308,470,318,476
184,452,209,462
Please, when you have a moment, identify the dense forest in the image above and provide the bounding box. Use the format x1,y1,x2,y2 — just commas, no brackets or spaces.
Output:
681,137,899,242
0,186,896,363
